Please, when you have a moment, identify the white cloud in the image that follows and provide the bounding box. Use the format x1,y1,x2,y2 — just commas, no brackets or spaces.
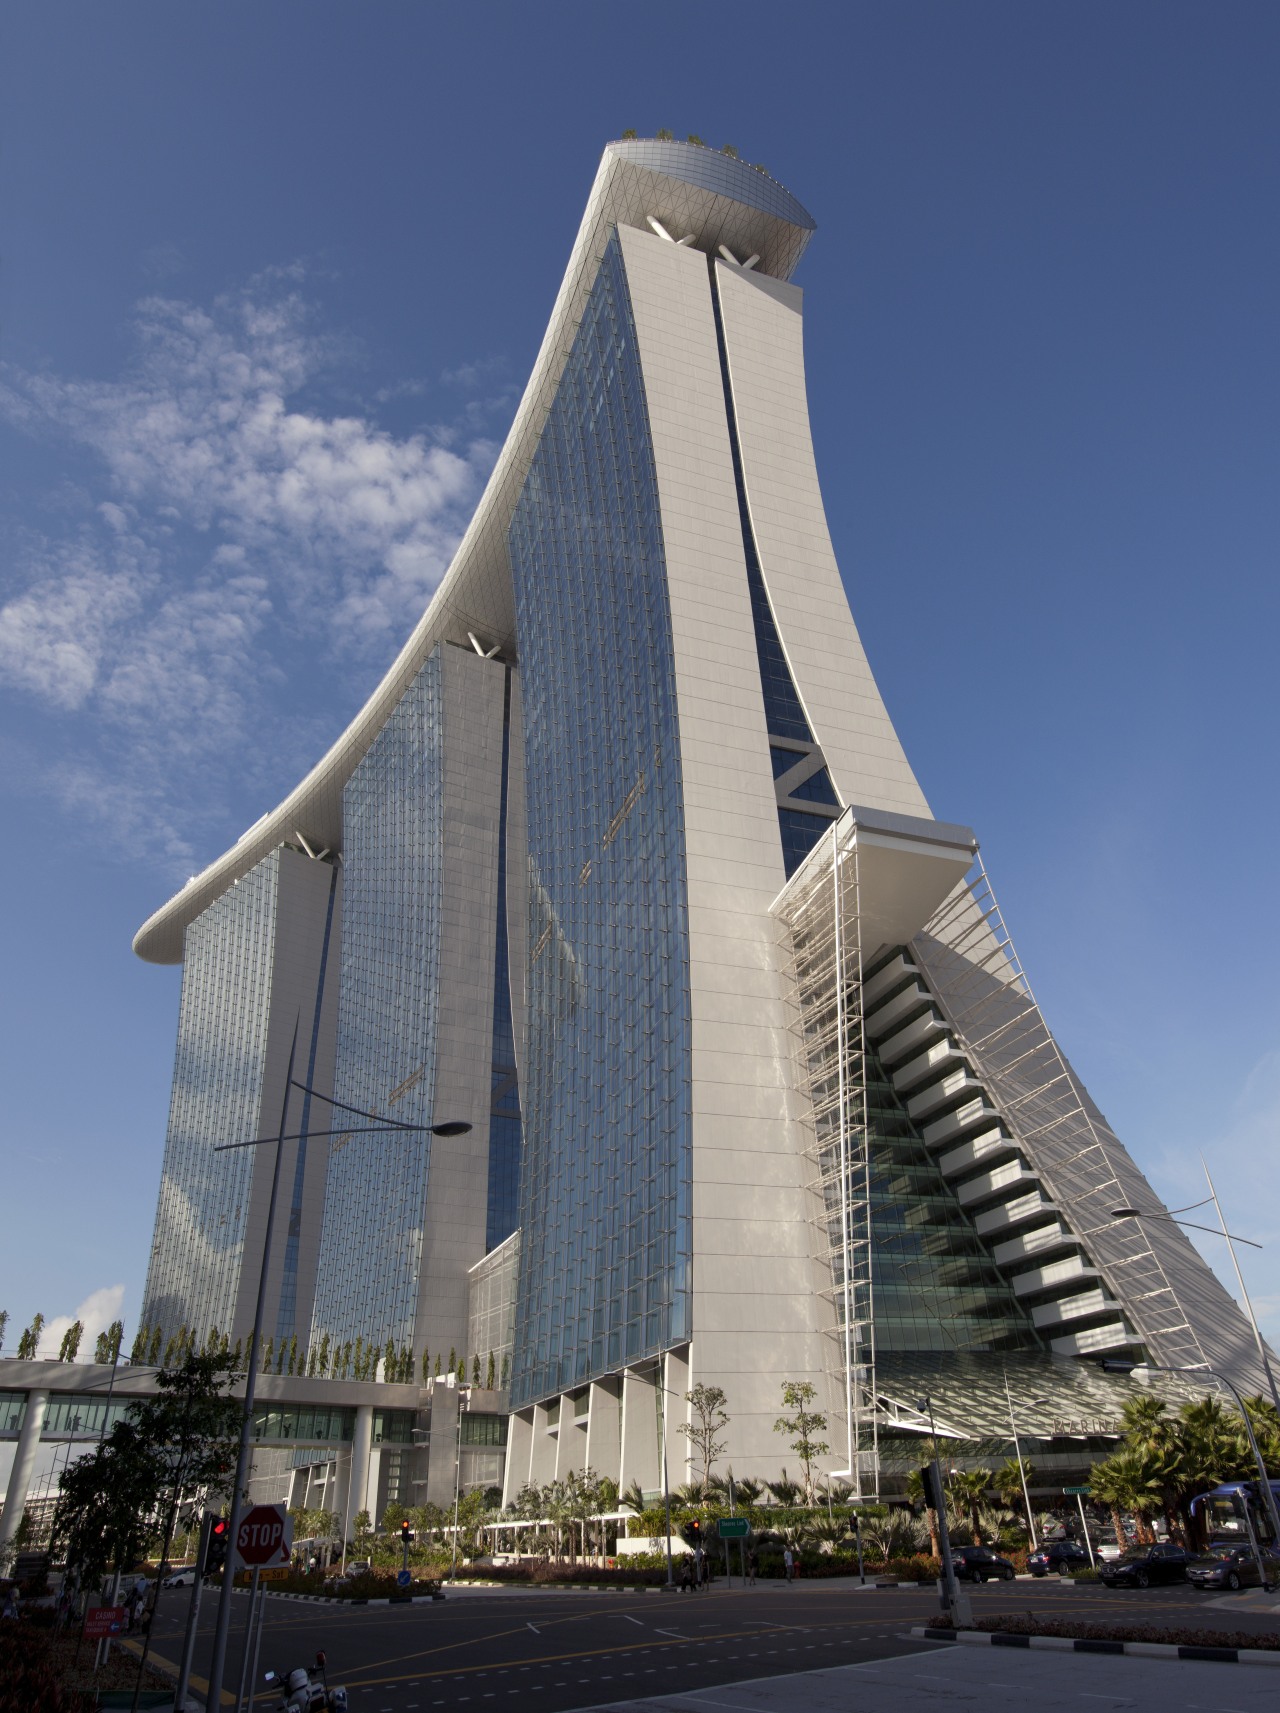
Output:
3,280,495,649
0,270,507,875
38,1285,127,1360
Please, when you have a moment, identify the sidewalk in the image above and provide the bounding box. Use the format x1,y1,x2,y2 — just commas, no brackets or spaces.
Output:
576,1642,1280,1712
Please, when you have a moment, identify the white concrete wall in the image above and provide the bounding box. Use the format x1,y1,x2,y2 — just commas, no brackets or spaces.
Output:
618,225,831,1480
715,260,930,819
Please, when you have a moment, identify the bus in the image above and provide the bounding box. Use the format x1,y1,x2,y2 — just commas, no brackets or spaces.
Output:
1191,1480,1280,1547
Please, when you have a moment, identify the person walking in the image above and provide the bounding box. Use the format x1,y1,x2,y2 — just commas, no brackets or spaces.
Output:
783,1545,794,1584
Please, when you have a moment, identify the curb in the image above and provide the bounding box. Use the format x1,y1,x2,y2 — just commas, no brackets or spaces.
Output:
911,1625,1280,1667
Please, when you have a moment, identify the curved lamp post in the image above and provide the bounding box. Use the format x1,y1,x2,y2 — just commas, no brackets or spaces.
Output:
1109,1158,1280,1419
202,1020,471,1713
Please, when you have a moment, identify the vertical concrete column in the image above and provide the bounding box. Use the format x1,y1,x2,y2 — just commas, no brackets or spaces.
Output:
0,1391,48,1550
344,1405,374,1542
619,1370,659,1496
502,1411,534,1506
585,1380,621,1484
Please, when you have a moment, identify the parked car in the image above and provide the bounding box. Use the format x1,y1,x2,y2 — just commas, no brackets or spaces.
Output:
1028,1541,1091,1576
951,1546,1016,1583
1096,1541,1123,1562
1186,1543,1280,1592
1097,1543,1188,1589
162,1567,199,1588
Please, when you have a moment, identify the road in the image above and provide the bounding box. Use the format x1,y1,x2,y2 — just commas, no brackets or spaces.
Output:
137,1575,1280,1711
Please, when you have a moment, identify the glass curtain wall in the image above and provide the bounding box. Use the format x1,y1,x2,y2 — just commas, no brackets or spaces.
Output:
309,650,446,1363
508,230,692,1410
141,851,281,1343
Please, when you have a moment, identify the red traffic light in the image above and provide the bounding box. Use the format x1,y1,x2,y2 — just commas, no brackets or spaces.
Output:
212,1519,228,1536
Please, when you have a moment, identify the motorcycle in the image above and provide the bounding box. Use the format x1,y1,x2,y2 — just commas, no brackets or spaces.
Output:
264,1651,348,1712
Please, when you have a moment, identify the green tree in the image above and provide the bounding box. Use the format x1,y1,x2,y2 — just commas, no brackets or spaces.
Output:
680,1383,730,1498
620,128,638,140
0,1310,8,1352
17,1313,44,1360
58,1320,84,1363
656,127,673,141
994,1456,1034,1543
472,1353,482,1387
773,1382,828,1503
1091,1445,1169,1546
947,1468,993,1545
53,1346,240,1693
486,1351,495,1390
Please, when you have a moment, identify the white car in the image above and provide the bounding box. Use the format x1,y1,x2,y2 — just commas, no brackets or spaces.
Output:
1096,1542,1123,1562
162,1568,199,1587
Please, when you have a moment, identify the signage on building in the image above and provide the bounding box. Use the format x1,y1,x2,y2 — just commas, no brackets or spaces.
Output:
1051,1418,1120,1437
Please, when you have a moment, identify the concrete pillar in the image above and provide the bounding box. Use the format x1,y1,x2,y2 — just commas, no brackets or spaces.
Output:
503,1411,534,1506
586,1379,621,1484
619,1369,659,1497
344,1405,374,1543
0,1390,48,1550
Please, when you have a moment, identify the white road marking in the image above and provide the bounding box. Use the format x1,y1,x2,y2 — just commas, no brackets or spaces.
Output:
622,1613,644,1626
526,1621,539,1633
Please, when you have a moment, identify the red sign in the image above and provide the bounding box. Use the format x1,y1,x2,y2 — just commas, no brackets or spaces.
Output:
84,1606,126,1637
232,1503,293,1569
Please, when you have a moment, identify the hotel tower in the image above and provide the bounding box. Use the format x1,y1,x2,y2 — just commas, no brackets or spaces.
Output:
135,140,1275,1498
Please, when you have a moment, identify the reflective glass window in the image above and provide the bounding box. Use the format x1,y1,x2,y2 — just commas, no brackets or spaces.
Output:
508,231,692,1410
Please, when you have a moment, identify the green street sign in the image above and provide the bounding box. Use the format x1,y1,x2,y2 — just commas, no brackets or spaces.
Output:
1063,1486,1092,1495
717,1517,750,1539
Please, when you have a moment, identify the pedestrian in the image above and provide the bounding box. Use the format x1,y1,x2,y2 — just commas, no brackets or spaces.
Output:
783,1546,794,1583
2,1587,19,1621
695,1545,705,1590
747,1547,758,1587
679,1558,692,1594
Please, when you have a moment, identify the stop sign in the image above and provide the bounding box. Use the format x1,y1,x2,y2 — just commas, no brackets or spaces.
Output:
232,1503,293,1569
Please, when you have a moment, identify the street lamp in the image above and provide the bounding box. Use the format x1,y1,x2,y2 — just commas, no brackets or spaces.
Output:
1002,1376,1051,1552
1110,1158,1280,1419
1121,1361,1280,1581
201,1021,471,1713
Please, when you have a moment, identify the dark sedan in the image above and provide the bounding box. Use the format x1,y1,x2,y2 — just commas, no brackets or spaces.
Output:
1097,1542,1188,1588
1187,1543,1279,1592
1028,1541,1091,1577
951,1546,1016,1582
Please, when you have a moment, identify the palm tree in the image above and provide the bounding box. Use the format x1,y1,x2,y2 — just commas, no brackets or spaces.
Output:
994,1456,1034,1544
619,1478,645,1515
862,1510,924,1566
947,1468,993,1545
768,1472,803,1508
906,1467,940,1559
1091,1446,1168,1546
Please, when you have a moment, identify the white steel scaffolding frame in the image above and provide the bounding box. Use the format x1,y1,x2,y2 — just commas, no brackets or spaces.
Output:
774,819,879,1498
915,859,1210,1374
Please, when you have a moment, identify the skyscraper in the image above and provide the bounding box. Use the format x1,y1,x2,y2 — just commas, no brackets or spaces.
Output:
136,140,1275,1494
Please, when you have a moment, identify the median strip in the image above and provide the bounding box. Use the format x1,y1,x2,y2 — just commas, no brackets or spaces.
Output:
911,1624,1280,1666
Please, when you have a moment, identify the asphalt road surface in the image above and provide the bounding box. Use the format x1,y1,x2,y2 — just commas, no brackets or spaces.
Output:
135,1575,1280,1711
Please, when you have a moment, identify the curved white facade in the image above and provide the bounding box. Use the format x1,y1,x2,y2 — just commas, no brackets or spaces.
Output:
137,141,1276,1501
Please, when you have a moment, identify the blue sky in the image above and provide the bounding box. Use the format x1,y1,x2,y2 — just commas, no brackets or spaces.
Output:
2,1,1278,1370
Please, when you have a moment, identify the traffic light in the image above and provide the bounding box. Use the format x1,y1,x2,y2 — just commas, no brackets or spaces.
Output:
400,1520,415,1543
917,1467,939,1511
205,1515,229,1576
683,1519,702,1548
